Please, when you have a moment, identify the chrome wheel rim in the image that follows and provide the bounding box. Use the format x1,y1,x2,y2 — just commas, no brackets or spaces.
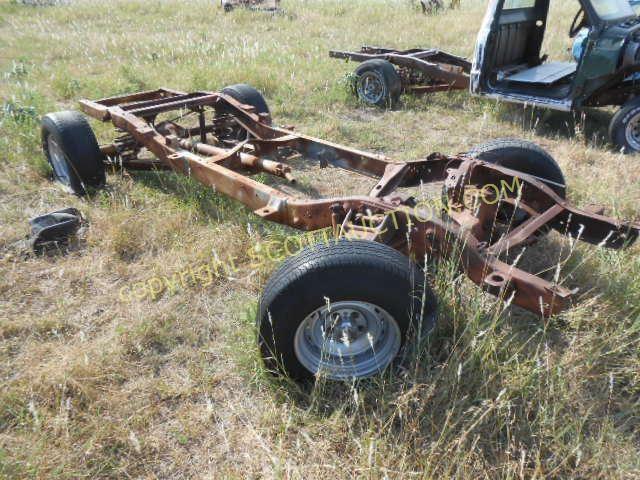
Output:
47,136,72,187
294,300,401,380
356,71,386,105
624,111,640,152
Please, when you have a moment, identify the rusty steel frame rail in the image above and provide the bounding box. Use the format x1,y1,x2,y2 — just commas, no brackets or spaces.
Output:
79,88,639,317
329,46,471,92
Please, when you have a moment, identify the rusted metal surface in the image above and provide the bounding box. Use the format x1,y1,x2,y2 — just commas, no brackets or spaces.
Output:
329,46,471,94
79,88,640,317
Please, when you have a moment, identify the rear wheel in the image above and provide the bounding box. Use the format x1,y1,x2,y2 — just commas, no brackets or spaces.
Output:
609,98,640,154
41,111,106,196
257,240,437,380
217,83,271,142
220,83,271,123
353,59,402,108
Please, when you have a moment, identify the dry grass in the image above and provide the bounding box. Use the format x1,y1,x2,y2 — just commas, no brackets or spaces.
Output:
1,0,639,478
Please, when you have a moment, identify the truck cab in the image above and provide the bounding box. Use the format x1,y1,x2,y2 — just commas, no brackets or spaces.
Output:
471,0,640,152
471,0,640,106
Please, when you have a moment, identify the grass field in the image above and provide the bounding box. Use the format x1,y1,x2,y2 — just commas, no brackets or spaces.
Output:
1,0,639,478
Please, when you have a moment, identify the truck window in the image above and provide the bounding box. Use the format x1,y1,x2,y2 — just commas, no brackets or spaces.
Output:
590,0,635,21
504,0,536,9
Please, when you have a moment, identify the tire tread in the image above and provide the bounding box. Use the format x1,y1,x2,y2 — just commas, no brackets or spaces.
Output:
466,138,566,197
41,111,105,195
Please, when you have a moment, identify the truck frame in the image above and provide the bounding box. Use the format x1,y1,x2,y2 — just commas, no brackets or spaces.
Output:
41,85,639,380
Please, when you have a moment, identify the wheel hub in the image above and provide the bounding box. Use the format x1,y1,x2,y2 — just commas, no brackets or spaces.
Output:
325,310,367,344
294,300,401,379
357,72,386,105
625,112,640,152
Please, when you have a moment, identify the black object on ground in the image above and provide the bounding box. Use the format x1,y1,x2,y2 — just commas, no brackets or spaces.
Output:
29,207,83,253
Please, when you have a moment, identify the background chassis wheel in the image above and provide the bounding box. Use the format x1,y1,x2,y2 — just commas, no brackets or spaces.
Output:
353,59,402,108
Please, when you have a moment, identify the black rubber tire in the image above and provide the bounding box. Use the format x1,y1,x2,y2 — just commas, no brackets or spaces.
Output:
220,83,271,124
441,139,566,243
609,97,640,154
257,239,437,380
467,138,566,197
41,111,106,196
353,59,402,108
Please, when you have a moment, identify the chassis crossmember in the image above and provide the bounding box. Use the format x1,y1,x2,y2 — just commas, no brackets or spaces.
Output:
77,87,638,317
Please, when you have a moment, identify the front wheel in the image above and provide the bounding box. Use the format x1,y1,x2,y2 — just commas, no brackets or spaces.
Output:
466,138,566,197
257,240,437,381
609,98,640,154
444,138,566,244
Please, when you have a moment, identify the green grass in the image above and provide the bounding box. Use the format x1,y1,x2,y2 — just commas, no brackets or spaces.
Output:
1,0,639,478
